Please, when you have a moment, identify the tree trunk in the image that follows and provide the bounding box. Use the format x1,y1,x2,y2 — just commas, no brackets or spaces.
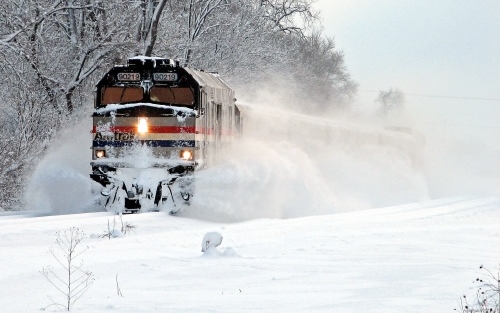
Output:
144,0,168,56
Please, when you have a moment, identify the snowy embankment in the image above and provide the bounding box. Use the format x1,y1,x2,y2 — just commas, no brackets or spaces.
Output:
0,196,498,312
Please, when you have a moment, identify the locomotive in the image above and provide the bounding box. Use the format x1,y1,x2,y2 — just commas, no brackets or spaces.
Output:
90,56,241,214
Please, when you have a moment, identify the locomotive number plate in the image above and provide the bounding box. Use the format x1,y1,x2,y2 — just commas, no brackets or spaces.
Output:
117,72,140,81
153,72,178,81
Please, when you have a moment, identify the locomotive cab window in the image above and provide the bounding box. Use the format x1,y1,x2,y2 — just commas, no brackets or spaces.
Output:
150,87,195,106
101,86,143,105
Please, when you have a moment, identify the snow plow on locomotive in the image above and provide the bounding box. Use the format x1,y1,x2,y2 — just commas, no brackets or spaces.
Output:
90,56,241,214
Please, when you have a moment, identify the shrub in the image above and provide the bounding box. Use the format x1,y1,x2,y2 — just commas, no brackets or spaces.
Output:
456,265,500,313
41,227,94,311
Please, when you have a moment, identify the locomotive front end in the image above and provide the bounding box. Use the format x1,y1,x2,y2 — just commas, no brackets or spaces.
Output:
90,57,202,214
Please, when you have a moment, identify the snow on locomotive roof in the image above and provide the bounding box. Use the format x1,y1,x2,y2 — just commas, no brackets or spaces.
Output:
127,56,177,67
129,55,165,61
95,102,196,115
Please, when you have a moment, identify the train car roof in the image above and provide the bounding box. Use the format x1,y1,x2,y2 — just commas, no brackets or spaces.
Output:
183,67,233,92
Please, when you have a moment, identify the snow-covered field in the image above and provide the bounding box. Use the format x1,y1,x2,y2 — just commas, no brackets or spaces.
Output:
1,196,499,312
1,104,498,312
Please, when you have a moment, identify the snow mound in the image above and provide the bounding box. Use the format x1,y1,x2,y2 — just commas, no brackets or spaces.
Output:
201,231,223,252
200,232,239,257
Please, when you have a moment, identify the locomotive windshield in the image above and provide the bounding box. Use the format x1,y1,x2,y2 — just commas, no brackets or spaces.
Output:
100,85,194,106
150,87,194,106
101,86,143,105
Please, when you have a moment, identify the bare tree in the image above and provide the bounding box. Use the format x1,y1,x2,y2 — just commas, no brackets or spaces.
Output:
41,227,94,311
184,0,283,77
1,0,139,114
0,54,54,210
259,0,318,35
376,88,406,115
182,0,230,67
137,0,170,56
0,0,140,209
282,30,357,111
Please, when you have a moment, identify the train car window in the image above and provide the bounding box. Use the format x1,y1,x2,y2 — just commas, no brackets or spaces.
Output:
150,87,195,106
101,86,143,105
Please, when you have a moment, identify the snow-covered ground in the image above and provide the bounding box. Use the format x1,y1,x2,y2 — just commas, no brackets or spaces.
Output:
2,103,499,312
0,196,499,312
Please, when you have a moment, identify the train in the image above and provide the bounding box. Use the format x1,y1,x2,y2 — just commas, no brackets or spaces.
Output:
242,105,425,169
90,56,242,214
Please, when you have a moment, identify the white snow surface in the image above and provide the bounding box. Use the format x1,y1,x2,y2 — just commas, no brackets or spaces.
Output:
3,102,499,312
0,197,499,312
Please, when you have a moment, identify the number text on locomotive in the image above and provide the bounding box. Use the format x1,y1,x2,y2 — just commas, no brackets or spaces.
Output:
117,72,141,81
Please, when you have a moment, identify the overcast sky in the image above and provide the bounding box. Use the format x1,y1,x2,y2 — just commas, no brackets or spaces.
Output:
313,0,500,132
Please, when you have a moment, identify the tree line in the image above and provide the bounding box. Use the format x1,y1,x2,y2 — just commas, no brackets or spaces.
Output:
0,0,357,210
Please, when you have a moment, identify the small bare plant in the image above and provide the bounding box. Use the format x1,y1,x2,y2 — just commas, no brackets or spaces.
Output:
100,218,117,239
456,265,500,313
41,227,94,311
100,215,136,239
120,216,136,235
116,273,123,297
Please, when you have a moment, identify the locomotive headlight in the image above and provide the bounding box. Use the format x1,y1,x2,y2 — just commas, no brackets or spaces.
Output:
137,117,148,134
180,149,193,160
95,150,106,158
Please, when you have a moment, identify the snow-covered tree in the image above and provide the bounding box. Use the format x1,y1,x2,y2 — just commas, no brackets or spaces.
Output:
136,0,169,56
376,88,406,116
259,0,318,35
0,0,139,209
285,30,357,111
